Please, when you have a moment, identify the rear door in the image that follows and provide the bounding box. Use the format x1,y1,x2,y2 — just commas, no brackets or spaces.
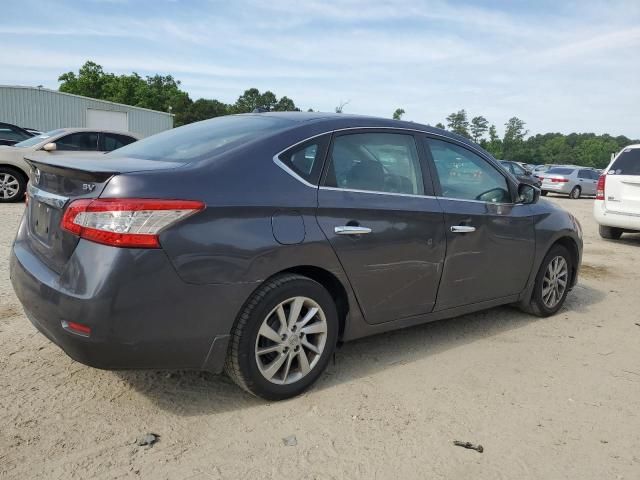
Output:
605,147,640,214
423,137,535,310
577,169,596,195
316,130,446,325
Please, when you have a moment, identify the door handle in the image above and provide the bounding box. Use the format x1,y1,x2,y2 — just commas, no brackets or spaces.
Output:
335,226,372,235
450,225,476,233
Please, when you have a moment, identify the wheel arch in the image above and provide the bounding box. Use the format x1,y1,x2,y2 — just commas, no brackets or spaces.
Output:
0,163,28,181
277,265,350,341
549,235,580,288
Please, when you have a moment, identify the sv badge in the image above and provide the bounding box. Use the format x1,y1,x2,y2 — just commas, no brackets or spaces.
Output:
83,184,96,192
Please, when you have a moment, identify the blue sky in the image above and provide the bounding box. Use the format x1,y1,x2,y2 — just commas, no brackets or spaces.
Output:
2,0,639,137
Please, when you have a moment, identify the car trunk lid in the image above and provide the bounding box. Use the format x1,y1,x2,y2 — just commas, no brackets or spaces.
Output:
24,155,185,273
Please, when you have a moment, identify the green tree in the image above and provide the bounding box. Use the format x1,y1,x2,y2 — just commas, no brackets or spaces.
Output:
435,122,445,130
59,61,113,99
470,115,489,143
483,124,503,158
503,117,528,160
392,108,405,120
445,110,470,138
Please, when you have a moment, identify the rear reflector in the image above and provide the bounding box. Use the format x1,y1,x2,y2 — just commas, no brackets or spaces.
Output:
61,198,205,248
551,178,569,183
62,320,91,336
596,174,606,200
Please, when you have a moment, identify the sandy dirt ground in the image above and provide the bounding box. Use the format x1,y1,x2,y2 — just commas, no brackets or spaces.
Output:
1,196,639,480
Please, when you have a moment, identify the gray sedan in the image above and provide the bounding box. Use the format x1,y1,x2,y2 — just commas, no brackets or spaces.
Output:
540,166,600,198
10,113,583,400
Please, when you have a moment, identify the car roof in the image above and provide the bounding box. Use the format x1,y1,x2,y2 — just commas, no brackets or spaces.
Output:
239,111,478,150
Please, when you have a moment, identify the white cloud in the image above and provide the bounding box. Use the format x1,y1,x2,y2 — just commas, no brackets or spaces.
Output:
2,0,639,137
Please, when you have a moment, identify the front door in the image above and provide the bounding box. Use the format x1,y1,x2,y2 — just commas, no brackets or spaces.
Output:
316,130,446,325
424,137,535,311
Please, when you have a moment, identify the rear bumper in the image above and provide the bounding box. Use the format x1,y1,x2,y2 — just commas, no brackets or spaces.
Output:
10,232,258,372
594,200,640,231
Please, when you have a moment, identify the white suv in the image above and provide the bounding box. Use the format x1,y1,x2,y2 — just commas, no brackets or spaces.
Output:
593,144,640,239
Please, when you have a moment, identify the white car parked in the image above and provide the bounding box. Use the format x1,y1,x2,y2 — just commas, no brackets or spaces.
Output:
0,128,140,202
593,144,640,239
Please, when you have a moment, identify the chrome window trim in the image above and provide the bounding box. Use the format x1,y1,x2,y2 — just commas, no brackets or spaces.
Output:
319,186,435,199
27,183,68,209
272,126,492,188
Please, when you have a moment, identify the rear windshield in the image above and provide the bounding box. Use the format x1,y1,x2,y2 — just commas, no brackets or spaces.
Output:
13,129,66,148
610,148,640,175
546,167,574,175
108,115,295,162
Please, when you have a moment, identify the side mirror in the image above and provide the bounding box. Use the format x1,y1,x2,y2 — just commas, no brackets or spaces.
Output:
518,183,540,204
43,142,57,152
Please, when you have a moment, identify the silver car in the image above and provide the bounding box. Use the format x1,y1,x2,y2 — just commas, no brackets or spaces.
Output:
0,128,140,202
540,166,600,199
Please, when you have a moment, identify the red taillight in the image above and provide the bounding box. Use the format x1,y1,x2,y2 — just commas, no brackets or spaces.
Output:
551,178,569,183
596,174,606,200
61,198,205,248
62,320,91,336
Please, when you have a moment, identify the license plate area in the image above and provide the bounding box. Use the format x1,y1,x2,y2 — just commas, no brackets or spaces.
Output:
31,200,59,245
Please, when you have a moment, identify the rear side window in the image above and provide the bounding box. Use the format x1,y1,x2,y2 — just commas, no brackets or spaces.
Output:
546,167,575,175
108,115,295,162
577,169,591,179
610,148,640,175
278,136,329,185
324,132,424,195
102,133,136,152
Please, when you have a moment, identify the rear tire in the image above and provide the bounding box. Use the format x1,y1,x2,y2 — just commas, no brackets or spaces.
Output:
521,244,573,317
599,225,623,240
569,186,581,199
0,167,27,203
225,274,338,400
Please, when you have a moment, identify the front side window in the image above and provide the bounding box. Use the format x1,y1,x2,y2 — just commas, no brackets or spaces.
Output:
324,132,424,195
426,138,511,203
56,132,99,151
512,163,526,175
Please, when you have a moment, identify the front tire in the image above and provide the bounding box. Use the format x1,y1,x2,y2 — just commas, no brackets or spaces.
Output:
522,244,573,317
599,225,623,240
0,167,27,203
569,186,581,199
225,274,339,400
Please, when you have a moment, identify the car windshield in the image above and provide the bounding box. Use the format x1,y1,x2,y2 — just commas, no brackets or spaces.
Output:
13,129,66,148
610,148,640,175
546,167,575,175
108,115,295,162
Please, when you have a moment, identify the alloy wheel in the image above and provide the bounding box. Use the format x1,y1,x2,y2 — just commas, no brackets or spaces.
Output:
255,296,328,385
541,256,569,308
0,173,20,200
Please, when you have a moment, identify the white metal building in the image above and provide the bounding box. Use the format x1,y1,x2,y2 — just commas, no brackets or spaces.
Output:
0,85,173,137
